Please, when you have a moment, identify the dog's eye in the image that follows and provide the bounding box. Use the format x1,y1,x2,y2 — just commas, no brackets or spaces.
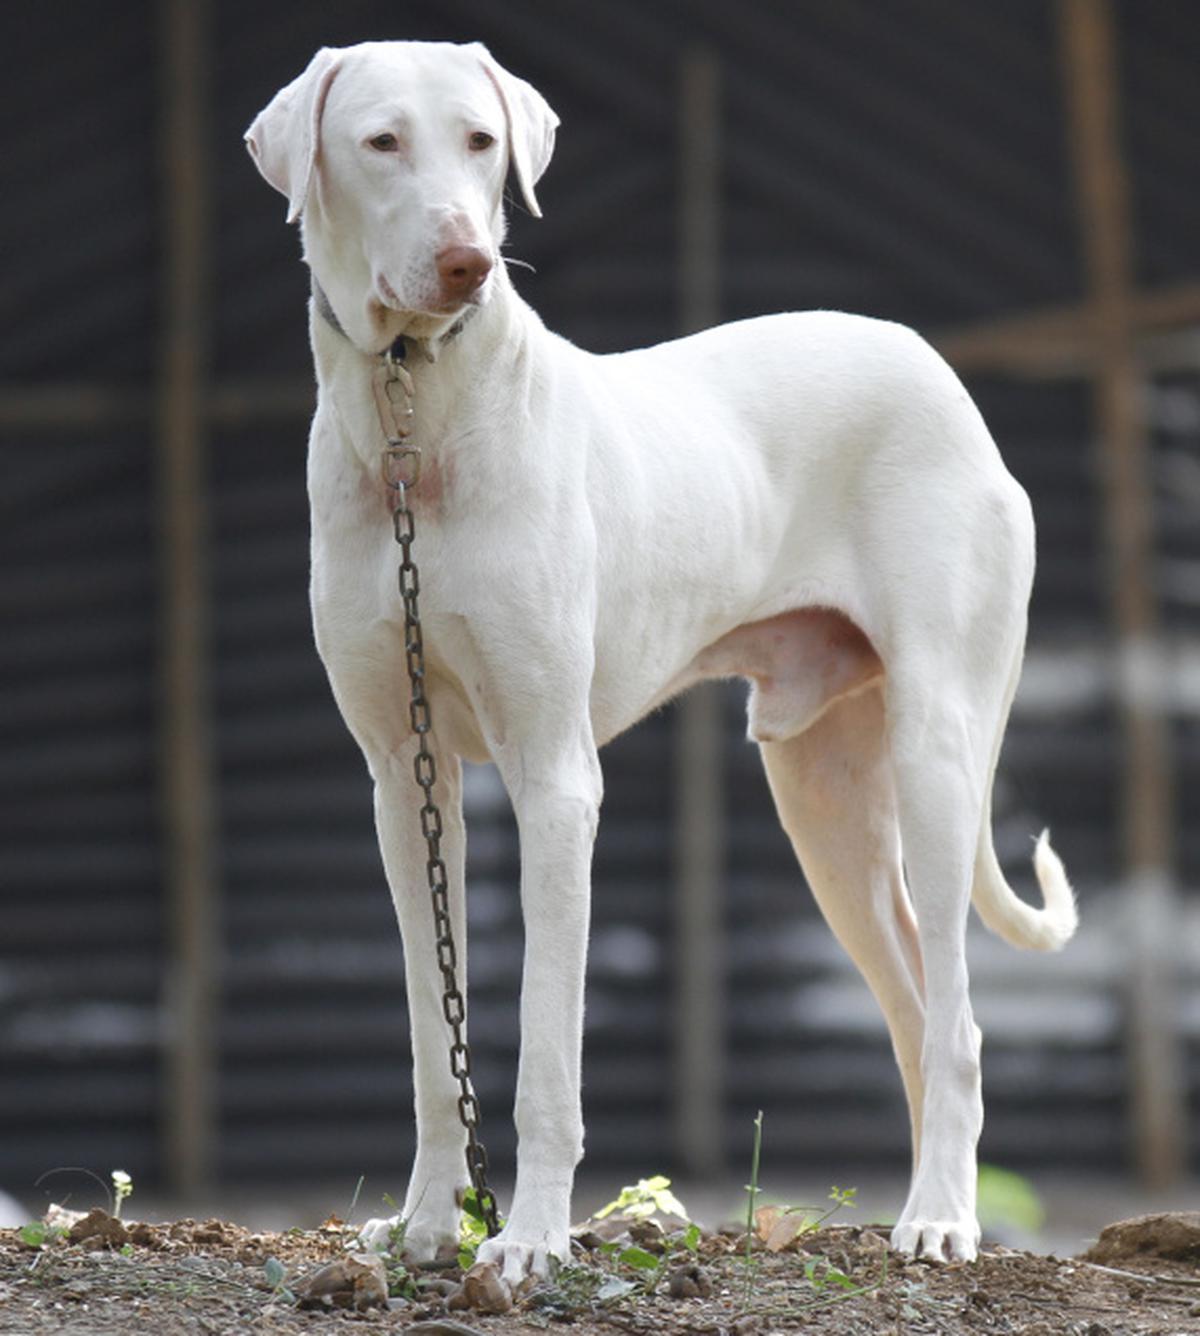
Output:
369,132,399,152
468,131,496,152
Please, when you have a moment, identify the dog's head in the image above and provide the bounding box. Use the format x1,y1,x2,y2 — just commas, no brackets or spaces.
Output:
246,40,558,347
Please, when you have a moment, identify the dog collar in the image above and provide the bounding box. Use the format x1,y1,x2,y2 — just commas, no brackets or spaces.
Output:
311,276,473,363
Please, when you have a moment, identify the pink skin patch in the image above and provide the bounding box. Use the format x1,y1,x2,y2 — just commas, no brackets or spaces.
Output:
694,608,883,742
371,450,452,518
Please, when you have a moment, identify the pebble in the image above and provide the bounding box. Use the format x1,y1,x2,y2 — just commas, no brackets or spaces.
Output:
416,1276,461,1298
67,1208,128,1249
667,1263,713,1299
293,1252,389,1312
406,1322,489,1336
447,1260,512,1314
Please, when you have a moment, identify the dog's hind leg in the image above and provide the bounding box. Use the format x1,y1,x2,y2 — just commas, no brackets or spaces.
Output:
883,658,1007,1262
759,685,927,1170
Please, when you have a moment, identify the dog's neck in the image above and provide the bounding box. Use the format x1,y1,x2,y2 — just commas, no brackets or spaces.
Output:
308,262,544,499
310,274,478,365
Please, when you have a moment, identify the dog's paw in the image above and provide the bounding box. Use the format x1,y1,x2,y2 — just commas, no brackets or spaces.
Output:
358,1214,403,1255
357,1213,456,1263
474,1231,564,1290
890,1218,980,1262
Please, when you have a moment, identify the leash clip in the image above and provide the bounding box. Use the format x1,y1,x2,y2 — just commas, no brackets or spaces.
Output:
382,443,422,490
371,357,416,440
373,348,421,492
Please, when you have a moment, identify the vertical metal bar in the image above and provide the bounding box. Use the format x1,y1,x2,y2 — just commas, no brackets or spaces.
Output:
1059,0,1184,1187
672,47,725,1177
158,0,216,1196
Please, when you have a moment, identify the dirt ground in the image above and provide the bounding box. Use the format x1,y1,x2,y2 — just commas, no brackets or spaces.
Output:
4,1208,1200,1335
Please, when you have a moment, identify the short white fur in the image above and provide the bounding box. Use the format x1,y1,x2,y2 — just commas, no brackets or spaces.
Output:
246,39,1077,1292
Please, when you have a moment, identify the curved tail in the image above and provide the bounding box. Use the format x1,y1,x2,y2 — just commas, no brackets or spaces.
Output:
972,828,1077,951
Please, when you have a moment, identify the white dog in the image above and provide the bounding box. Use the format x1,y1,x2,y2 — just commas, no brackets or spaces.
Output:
246,39,1076,1288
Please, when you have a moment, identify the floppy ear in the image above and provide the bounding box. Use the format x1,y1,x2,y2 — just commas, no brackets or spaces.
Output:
475,46,559,219
245,47,342,223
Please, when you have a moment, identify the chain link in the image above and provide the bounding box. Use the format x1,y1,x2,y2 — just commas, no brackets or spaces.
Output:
379,347,501,1240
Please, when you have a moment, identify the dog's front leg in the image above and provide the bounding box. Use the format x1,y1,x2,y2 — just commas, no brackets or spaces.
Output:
474,733,602,1288
359,738,470,1262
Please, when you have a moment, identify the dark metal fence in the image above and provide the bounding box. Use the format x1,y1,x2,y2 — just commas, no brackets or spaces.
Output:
2,0,1198,1199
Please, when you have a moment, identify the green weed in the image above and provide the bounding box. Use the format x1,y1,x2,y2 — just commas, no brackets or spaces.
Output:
737,1114,884,1317
977,1163,1045,1235
595,1174,689,1222
18,1221,63,1250
110,1170,133,1220
262,1256,295,1305
457,1185,502,1270
742,1109,764,1305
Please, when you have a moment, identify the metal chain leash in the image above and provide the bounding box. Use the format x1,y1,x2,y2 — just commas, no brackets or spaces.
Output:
374,343,502,1239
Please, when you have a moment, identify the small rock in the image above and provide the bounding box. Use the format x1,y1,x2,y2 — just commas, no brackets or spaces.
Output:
192,1219,229,1245
417,1276,461,1298
44,1204,87,1232
629,1218,666,1253
294,1252,389,1312
413,1243,461,1271
406,1322,490,1335
448,1261,512,1314
67,1209,129,1249
571,1213,636,1245
856,1228,890,1258
1084,1212,1200,1265
666,1262,713,1299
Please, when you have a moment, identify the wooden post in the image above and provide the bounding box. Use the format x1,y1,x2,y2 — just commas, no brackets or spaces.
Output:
158,0,217,1196
672,48,725,1177
1059,0,1185,1187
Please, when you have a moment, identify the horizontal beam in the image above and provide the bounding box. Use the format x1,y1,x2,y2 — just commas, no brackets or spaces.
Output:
0,385,150,428
933,278,1200,376
1,276,1198,431
0,379,315,430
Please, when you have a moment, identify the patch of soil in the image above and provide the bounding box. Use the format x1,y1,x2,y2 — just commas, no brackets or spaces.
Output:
3,1211,1200,1335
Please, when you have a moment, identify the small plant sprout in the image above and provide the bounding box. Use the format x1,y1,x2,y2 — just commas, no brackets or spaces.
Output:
595,1174,689,1222
614,1220,703,1297
458,1186,500,1270
263,1256,294,1305
383,1205,407,1257
742,1110,764,1305
587,1178,702,1297
111,1170,133,1219
828,1184,856,1212
753,1182,862,1257
19,1221,60,1250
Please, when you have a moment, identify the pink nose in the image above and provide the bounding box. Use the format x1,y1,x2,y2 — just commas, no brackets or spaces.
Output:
435,245,493,303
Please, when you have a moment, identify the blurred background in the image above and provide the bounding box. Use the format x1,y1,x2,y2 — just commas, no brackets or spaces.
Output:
2,0,1198,1250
